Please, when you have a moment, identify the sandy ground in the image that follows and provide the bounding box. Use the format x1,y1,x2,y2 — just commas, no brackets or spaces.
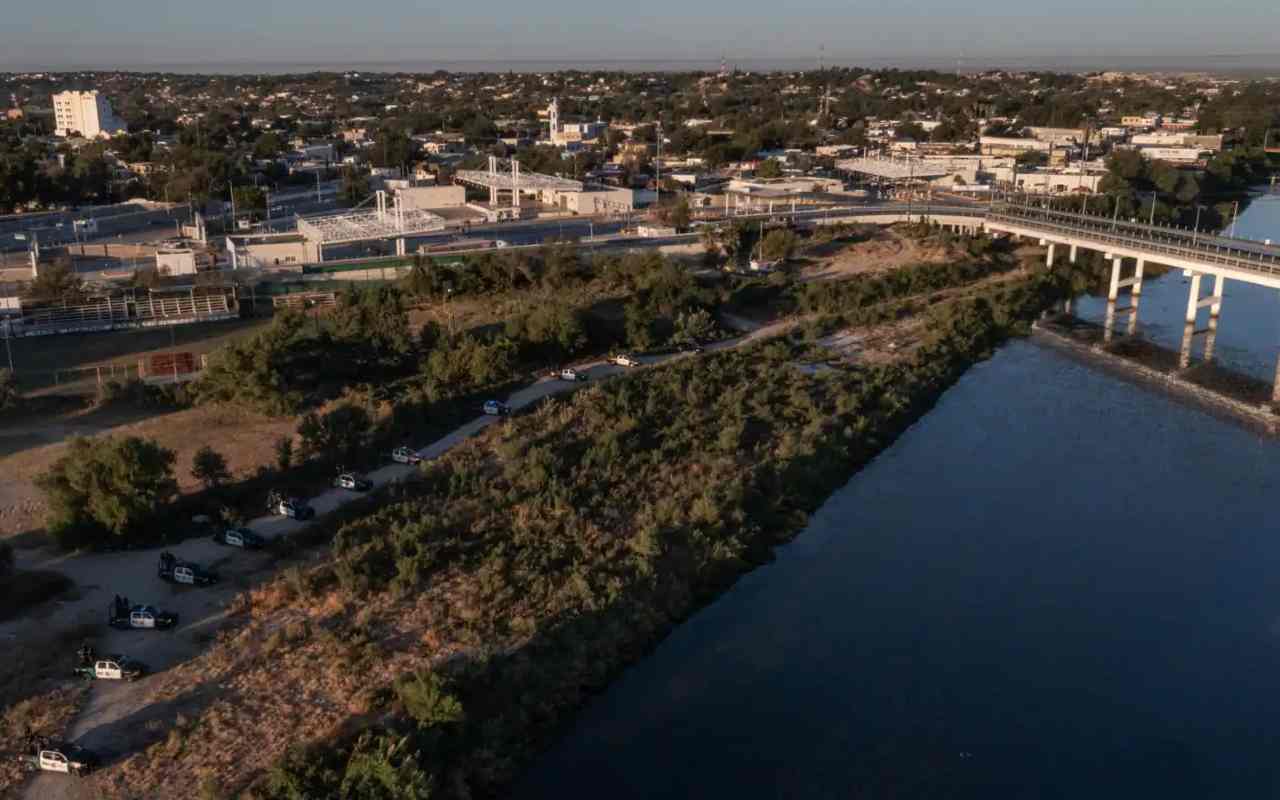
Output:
798,229,963,282
0,404,296,541
9,321,802,799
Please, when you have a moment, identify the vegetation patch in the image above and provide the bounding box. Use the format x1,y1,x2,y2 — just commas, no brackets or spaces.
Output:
96,268,1063,800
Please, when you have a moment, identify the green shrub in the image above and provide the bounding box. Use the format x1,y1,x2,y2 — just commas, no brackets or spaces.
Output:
35,436,178,549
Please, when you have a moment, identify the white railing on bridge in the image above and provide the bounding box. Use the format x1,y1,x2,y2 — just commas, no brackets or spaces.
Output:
987,203,1280,277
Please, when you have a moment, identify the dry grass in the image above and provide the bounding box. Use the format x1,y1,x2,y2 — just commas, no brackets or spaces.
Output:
0,404,297,539
799,228,967,282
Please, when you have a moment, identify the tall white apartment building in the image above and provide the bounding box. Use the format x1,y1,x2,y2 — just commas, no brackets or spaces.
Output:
52,90,125,138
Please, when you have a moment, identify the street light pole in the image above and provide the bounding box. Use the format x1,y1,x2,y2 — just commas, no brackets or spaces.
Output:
1193,205,1203,245
1229,200,1240,237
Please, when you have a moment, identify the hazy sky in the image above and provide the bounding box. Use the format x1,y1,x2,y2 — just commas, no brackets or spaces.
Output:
1,0,1276,70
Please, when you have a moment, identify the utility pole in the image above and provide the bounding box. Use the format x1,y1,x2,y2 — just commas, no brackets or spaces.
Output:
2,320,13,374
655,118,663,212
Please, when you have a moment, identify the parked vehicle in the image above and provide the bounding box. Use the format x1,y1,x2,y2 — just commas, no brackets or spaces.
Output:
17,742,100,777
157,551,219,586
483,400,510,416
267,490,315,520
212,526,265,549
108,597,178,630
611,354,640,367
556,367,588,382
391,446,422,465
74,655,146,682
333,472,373,491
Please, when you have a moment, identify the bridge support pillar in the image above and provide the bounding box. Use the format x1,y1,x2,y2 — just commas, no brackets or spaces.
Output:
1204,274,1226,362
1103,257,1124,343
1045,243,1056,268
1180,273,1204,369
395,238,406,257
1069,243,1078,264
1126,258,1145,336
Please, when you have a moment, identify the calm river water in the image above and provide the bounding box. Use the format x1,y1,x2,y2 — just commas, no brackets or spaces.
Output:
519,192,1280,798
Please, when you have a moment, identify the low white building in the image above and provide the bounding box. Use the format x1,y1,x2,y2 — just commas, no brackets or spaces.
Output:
1137,147,1209,164
397,185,466,211
155,243,198,276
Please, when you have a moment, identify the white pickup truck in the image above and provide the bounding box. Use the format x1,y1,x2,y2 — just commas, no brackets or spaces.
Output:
17,743,100,777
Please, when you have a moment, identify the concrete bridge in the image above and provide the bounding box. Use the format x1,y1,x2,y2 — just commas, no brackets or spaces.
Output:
980,201,1280,397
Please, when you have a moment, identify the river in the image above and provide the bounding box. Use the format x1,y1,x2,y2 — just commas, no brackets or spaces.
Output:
517,192,1280,798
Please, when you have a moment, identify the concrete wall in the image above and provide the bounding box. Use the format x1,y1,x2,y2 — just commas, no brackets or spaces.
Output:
398,185,467,211
156,250,197,276
239,240,310,269
556,187,636,214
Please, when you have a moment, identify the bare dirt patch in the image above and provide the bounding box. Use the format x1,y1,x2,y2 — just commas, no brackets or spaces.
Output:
798,228,966,282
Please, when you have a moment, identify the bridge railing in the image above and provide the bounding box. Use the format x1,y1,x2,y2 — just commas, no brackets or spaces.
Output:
987,206,1280,278
991,202,1280,256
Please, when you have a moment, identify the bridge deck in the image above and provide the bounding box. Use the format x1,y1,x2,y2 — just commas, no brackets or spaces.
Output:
987,204,1280,281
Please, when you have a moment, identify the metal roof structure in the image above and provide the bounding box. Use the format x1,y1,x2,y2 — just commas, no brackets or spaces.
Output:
296,191,445,245
835,156,952,181
454,156,583,194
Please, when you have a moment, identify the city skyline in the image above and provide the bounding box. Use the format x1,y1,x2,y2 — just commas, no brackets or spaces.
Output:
3,0,1279,72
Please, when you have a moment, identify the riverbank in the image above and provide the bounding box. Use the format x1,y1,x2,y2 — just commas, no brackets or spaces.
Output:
96,273,1058,799
1032,315,1279,435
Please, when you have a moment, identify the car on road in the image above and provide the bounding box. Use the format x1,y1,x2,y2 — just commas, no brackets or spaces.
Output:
483,399,510,416
333,472,373,491
212,526,265,549
157,552,219,586
18,742,100,777
109,602,178,631
391,446,422,465
679,342,706,354
74,655,146,682
268,491,315,520
611,354,641,367
555,367,589,382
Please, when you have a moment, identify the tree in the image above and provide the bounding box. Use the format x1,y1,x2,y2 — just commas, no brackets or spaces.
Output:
253,132,283,160
274,436,294,472
341,168,371,205
668,196,691,231
298,404,372,464
755,158,783,179
191,445,231,489
760,228,798,262
673,309,716,345
0,369,17,411
1015,150,1048,168
36,436,178,548
24,260,87,304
